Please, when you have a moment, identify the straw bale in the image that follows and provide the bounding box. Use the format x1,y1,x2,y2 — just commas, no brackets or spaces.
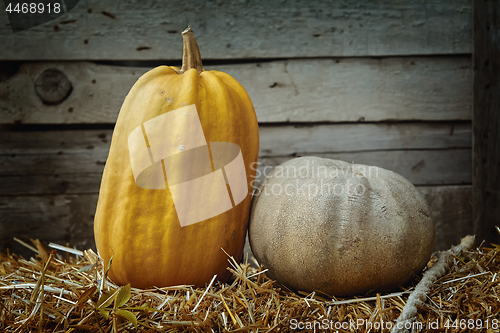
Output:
0,234,499,332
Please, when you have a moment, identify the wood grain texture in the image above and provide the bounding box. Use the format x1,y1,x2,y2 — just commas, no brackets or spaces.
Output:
0,62,140,124
259,122,471,157
1,122,470,155
0,194,97,258
0,0,471,60
0,123,471,186
256,150,471,187
0,148,471,196
0,58,472,124
419,185,472,251
0,128,112,154
0,173,103,196
473,0,500,246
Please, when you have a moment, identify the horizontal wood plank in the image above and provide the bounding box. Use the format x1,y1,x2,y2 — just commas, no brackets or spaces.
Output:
0,148,108,175
225,58,472,123
0,185,472,258
0,122,471,187
0,58,472,124
256,150,471,187
0,149,471,196
0,0,471,60
0,194,98,257
259,122,471,157
0,173,103,196
0,122,471,156
0,129,112,154
419,185,473,251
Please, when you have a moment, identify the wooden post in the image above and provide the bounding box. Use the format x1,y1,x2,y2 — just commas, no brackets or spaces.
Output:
473,0,500,245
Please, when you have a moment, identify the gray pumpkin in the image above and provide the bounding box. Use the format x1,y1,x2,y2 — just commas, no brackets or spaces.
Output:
249,156,435,297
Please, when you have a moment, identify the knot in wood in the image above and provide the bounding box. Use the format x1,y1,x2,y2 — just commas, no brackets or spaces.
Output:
35,69,72,104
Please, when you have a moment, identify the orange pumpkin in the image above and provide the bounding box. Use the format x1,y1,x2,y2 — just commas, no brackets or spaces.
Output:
94,27,259,289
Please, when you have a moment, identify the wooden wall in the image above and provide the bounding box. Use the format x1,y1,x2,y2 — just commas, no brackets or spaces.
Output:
0,0,472,257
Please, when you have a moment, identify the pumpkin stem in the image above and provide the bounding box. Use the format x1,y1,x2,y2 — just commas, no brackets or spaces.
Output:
178,26,203,74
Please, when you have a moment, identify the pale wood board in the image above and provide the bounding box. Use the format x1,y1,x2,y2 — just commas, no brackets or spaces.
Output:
0,149,471,196
221,58,472,123
259,122,471,157
256,150,471,187
0,122,470,186
0,122,471,156
419,185,473,251
0,0,471,60
0,57,472,124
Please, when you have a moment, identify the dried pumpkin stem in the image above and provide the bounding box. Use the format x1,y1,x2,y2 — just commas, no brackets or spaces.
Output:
179,26,203,74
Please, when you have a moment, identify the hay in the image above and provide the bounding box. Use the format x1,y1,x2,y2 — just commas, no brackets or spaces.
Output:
1,235,500,332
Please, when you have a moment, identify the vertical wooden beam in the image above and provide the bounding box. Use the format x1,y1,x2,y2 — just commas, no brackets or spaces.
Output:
473,0,500,245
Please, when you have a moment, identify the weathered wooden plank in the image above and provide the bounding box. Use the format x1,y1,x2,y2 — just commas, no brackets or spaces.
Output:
0,129,111,177
0,185,472,259
0,0,471,60
1,62,139,124
0,57,472,124
0,128,112,154
259,122,471,157
224,58,472,123
0,122,471,156
0,149,471,196
0,194,98,257
472,0,500,246
0,148,108,175
0,173,103,195
0,122,471,185
419,185,473,251
255,150,472,187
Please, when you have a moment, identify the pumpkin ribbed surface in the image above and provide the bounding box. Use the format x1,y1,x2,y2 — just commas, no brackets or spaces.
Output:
94,30,259,289
249,157,434,297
